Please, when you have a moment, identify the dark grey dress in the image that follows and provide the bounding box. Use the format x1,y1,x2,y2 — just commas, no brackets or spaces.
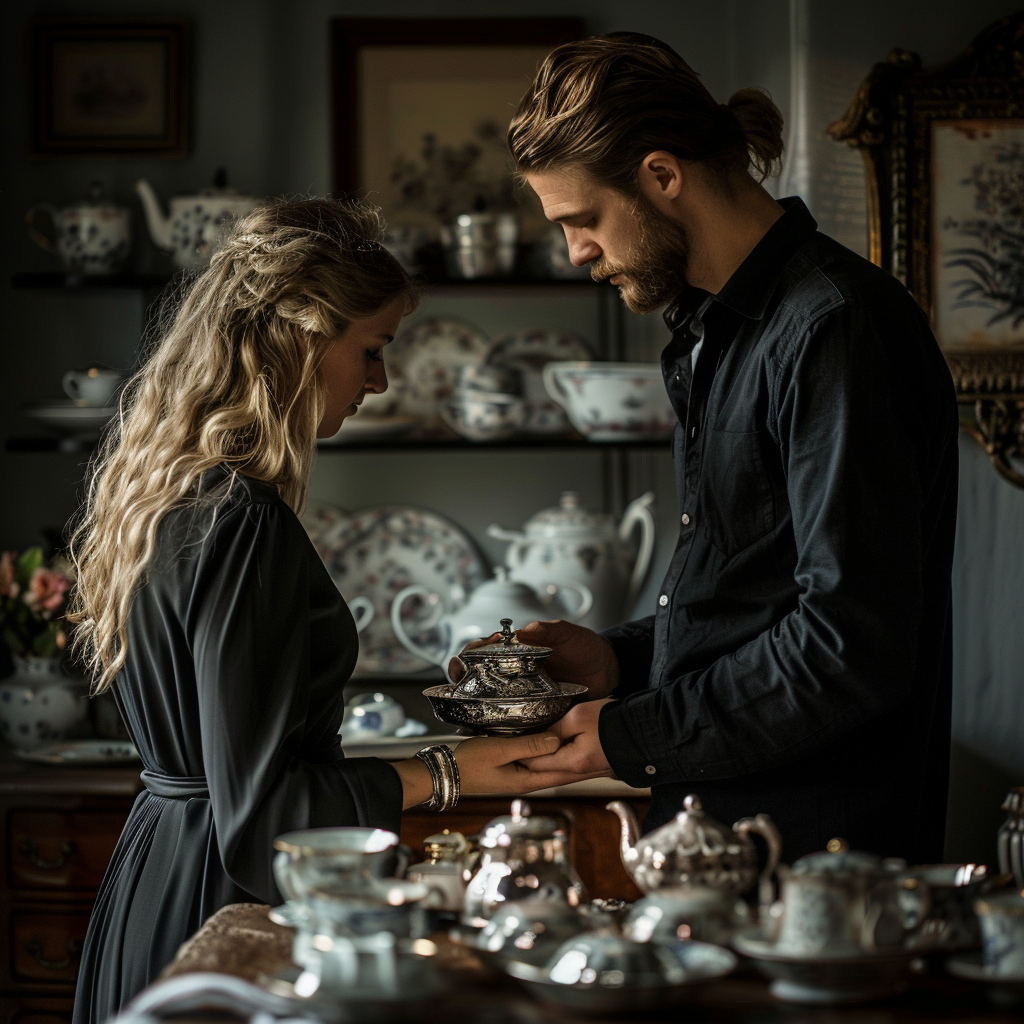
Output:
72,469,402,1024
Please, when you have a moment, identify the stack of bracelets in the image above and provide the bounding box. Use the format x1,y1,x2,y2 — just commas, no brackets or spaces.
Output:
415,743,460,812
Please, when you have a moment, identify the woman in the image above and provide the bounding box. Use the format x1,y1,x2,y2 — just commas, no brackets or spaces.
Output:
68,198,596,1024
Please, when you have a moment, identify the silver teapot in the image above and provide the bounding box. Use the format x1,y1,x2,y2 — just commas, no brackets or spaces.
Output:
607,795,781,901
463,799,585,927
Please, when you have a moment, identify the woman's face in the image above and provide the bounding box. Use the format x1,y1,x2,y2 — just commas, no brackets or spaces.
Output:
316,296,406,439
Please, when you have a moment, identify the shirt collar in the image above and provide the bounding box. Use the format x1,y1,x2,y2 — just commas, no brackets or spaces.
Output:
664,196,819,329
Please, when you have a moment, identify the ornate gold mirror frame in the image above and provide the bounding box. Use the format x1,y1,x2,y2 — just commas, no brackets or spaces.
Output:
829,14,1024,486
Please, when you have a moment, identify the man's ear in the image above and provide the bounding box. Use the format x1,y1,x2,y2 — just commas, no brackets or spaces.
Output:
638,151,686,205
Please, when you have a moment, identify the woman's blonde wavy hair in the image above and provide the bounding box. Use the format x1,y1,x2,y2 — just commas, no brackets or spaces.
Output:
68,197,416,693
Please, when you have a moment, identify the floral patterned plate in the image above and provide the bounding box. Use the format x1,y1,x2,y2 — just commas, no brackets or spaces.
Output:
300,500,349,549
485,329,595,434
17,740,140,765
315,506,489,675
387,317,490,421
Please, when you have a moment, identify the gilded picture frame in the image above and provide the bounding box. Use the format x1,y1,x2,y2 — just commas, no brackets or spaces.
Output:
829,13,1024,486
31,17,189,159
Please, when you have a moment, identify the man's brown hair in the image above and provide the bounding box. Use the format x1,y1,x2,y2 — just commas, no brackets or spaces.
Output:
508,32,784,190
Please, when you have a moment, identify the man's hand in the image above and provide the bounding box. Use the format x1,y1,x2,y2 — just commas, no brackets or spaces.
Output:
515,620,620,700
518,698,615,777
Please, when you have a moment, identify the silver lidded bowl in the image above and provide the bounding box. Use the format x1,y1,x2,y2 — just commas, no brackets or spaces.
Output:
423,618,587,735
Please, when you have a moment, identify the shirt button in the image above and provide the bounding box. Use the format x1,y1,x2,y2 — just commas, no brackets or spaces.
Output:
690,426,698,440
658,594,668,607
645,765,657,775
681,513,690,526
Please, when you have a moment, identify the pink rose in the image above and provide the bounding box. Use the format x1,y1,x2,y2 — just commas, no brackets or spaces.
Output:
0,551,17,598
23,568,70,618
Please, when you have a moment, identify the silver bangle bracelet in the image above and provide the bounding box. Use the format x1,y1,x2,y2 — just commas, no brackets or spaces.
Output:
415,743,460,812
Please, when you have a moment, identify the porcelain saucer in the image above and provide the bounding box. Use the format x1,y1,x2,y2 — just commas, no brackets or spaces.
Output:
947,951,1024,1004
733,934,920,1005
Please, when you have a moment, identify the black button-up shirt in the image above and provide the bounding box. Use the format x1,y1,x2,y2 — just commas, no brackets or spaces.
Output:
598,198,958,863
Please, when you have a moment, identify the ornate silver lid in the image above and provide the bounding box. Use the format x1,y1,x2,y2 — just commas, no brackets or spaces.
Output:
461,618,552,661
451,619,559,698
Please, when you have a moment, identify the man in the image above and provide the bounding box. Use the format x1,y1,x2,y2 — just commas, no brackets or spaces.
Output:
505,34,958,863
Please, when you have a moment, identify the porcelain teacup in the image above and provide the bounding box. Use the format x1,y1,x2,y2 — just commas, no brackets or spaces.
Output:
273,827,400,902
62,367,122,407
975,890,1024,976
340,692,404,741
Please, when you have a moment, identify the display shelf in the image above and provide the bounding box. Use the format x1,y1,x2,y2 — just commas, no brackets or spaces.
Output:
10,272,171,290
6,434,671,455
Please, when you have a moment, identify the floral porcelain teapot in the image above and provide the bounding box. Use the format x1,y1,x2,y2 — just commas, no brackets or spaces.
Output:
135,169,258,269
390,567,591,669
488,491,655,630
607,795,782,902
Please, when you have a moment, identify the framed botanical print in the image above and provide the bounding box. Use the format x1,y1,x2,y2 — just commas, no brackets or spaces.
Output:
830,13,1024,486
31,17,189,158
330,18,583,235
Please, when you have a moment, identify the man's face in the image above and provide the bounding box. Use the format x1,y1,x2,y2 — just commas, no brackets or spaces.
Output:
526,166,690,314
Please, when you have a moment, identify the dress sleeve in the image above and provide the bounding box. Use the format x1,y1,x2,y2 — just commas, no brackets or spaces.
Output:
598,301,956,787
187,500,403,903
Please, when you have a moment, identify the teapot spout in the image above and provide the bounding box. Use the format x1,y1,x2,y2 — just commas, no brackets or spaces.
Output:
486,524,526,544
606,800,641,871
134,179,173,252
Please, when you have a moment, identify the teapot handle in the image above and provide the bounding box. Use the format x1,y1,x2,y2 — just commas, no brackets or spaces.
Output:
550,581,593,623
734,813,782,912
390,585,448,667
542,362,571,410
26,204,59,253
620,492,655,610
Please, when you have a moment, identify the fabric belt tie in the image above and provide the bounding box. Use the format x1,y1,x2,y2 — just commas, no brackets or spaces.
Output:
141,769,210,800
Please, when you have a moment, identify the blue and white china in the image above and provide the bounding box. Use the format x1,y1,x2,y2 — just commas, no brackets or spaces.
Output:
489,490,655,631
135,175,259,270
975,890,1024,976
441,390,527,442
340,692,405,742
390,568,591,669
770,844,928,957
486,330,594,435
607,795,782,902
543,361,676,441
62,366,122,408
387,317,490,421
312,505,489,675
272,827,400,903
0,657,88,750
27,185,131,276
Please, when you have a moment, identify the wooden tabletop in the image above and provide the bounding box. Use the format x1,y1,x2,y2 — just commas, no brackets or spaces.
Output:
153,904,1024,1024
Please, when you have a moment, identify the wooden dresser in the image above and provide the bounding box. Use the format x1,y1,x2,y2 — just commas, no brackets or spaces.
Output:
0,749,647,1024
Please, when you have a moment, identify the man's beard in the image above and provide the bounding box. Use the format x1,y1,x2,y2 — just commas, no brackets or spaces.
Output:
591,192,690,315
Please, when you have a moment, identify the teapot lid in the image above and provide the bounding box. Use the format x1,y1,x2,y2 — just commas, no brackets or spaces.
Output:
791,839,891,875
480,799,566,845
461,618,551,662
523,492,616,538
661,794,739,847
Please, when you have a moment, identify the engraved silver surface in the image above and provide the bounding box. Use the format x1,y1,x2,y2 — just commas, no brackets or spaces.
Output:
422,681,588,736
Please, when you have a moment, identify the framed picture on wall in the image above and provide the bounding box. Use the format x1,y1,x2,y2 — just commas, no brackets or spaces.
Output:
31,17,189,158
330,17,583,237
829,13,1024,487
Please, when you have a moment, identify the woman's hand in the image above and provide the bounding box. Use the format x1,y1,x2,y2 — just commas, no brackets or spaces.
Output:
393,732,611,810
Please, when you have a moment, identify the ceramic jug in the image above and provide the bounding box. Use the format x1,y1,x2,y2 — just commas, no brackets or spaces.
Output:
27,183,131,276
390,567,591,669
488,491,655,630
135,169,258,269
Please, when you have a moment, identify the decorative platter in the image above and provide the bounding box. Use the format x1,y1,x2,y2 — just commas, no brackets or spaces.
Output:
486,329,594,434
299,500,349,550
315,505,489,675
387,317,490,421
17,740,140,766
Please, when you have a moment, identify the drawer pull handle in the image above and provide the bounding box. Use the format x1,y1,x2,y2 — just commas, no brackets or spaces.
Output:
20,837,77,870
25,938,82,971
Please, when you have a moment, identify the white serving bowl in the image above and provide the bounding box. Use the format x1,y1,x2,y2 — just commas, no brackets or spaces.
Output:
542,362,675,441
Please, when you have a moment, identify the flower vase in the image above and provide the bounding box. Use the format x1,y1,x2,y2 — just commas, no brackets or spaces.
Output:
0,656,89,750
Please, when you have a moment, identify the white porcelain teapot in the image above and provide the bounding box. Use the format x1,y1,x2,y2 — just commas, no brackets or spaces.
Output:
135,169,258,269
488,491,655,630
390,568,591,669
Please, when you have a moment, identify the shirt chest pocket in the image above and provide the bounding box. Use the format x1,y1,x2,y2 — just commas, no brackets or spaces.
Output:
699,429,775,559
